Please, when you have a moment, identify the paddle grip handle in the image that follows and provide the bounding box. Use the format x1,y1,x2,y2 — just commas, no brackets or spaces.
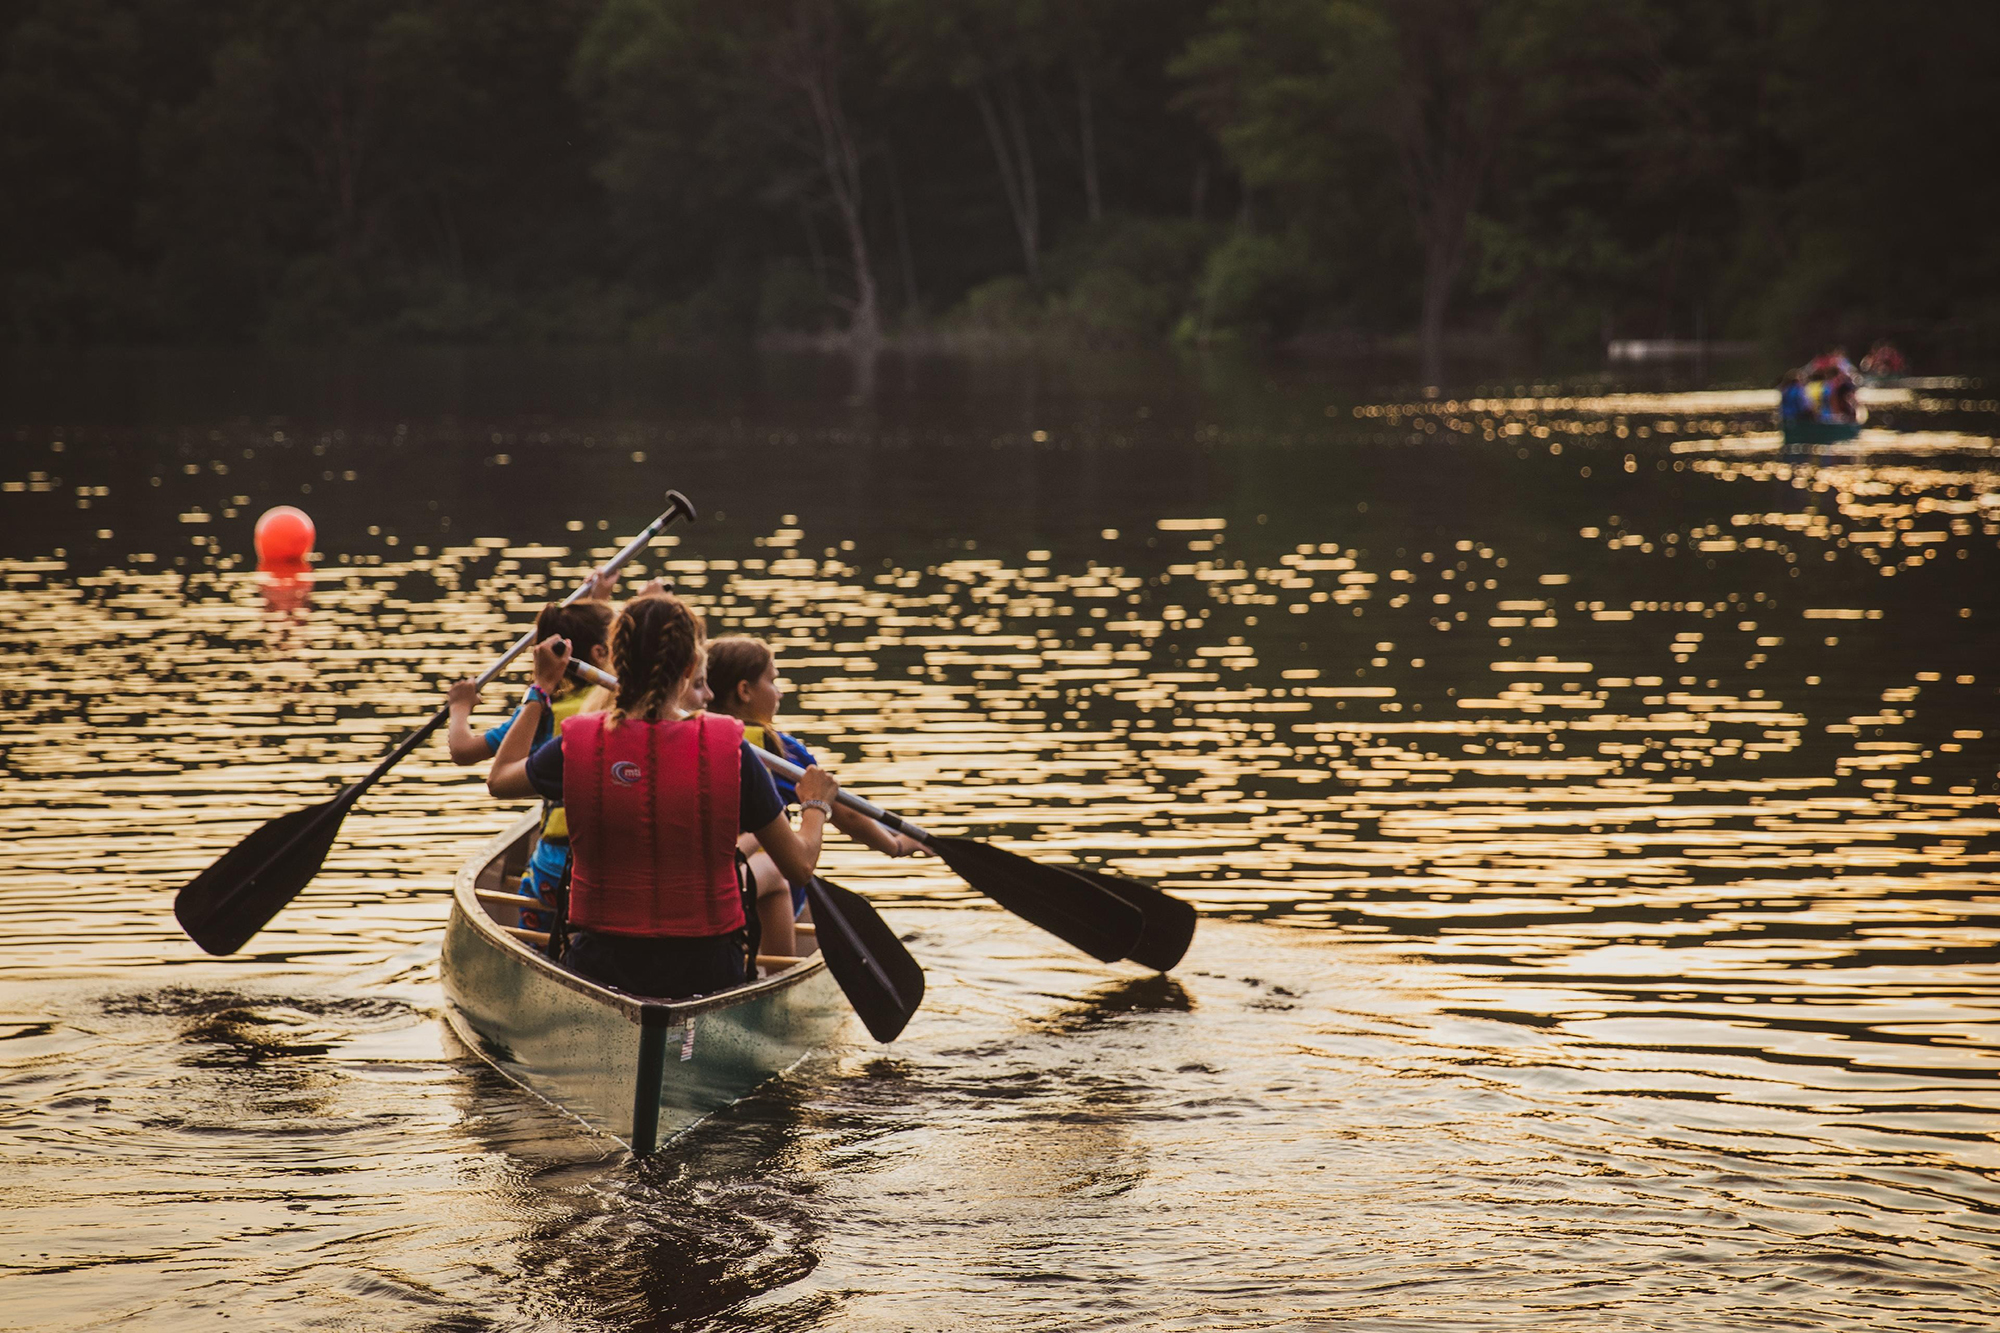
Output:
471,493,694,690
752,748,934,843
563,658,618,691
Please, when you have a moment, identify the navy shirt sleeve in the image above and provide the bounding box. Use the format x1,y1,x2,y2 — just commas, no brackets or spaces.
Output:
525,734,564,804
531,733,784,834
740,741,784,830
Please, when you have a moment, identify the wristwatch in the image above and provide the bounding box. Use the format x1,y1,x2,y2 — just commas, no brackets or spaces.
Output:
799,799,832,817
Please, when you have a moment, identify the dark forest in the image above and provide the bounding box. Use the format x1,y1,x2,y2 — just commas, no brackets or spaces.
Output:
4,0,1996,371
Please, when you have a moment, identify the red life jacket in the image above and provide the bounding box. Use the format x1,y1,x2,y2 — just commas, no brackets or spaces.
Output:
561,711,745,937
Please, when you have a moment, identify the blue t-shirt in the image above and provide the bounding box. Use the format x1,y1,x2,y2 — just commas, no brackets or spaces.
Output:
482,703,555,755
525,733,785,832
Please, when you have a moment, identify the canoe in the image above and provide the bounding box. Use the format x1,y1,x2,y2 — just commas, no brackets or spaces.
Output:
441,811,848,1155
1781,417,1863,447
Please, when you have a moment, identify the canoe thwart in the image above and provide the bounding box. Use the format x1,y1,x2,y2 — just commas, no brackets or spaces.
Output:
501,929,803,977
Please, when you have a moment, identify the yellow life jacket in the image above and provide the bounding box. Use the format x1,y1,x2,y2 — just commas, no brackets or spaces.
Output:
741,722,784,756
539,687,596,841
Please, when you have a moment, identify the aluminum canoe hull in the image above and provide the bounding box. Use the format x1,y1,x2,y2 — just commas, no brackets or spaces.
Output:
441,812,848,1153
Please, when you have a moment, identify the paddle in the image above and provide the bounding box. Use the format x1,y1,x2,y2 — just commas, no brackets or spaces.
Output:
752,750,1193,969
564,657,1191,969
805,876,925,1041
173,492,699,956
1056,866,1198,975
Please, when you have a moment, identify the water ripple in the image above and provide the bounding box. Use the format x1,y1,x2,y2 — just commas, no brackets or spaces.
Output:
0,359,1995,1328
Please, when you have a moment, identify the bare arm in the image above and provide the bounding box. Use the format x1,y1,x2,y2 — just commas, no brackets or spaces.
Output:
486,636,568,800
444,678,494,765
750,764,839,885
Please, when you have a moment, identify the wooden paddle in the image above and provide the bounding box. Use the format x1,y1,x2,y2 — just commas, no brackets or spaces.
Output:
751,750,1193,970
173,492,699,956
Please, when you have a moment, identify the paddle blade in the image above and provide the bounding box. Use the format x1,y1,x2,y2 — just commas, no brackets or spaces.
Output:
1064,867,1196,972
806,877,925,1042
173,795,352,955
931,837,1143,963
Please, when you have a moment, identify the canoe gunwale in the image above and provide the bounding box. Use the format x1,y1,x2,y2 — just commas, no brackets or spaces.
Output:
449,810,831,1030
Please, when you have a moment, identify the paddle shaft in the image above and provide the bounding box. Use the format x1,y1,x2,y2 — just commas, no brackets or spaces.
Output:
348,498,695,798
751,748,935,843
472,493,693,689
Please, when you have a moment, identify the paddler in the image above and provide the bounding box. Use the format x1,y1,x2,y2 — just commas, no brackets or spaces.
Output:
1778,370,1810,422
486,592,840,999
445,598,614,928
705,636,924,956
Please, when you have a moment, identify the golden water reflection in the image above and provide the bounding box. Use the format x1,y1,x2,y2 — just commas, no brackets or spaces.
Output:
2,370,1997,1327
3,404,1996,966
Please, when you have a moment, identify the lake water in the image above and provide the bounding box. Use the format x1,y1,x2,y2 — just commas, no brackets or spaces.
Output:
3,349,1998,1330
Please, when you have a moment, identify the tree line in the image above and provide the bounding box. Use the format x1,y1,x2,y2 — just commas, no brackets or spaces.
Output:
4,0,1996,373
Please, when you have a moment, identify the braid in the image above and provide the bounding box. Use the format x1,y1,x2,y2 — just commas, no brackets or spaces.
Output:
639,619,682,720
607,593,705,728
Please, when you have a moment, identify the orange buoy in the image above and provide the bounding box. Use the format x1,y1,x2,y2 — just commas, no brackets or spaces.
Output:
254,505,315,564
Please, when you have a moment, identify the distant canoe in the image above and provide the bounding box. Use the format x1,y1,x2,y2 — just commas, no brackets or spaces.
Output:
1781,418,1864,447
441,812,847,1155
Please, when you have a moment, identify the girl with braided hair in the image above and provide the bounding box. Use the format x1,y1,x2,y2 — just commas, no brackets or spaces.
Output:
487,593,839,999
706,636,923,956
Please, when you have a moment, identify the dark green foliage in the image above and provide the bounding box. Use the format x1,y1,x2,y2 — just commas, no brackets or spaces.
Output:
3,0,1996,357
1192,229,1324,344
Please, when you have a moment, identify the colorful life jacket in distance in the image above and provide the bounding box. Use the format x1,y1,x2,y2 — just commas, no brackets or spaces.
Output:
562,711,745,937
